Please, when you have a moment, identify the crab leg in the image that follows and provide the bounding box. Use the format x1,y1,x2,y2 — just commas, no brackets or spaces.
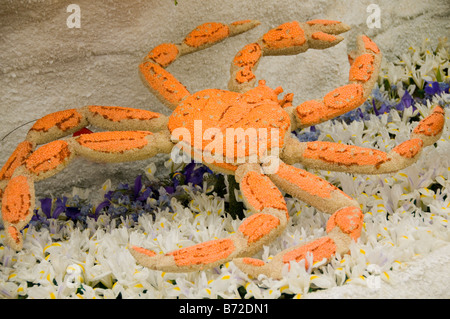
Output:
0,139,76,250
1,108,174,250
140,20,260,109
1,130,173,250
282,106,445,174
0,141,37,219
1,105,169,198
72,130,173,163
130,164,289,273
0,141,35,190
228,20,351,93
234,162,363,279
22,105,168,145
1,173,35,250
293,35,382,129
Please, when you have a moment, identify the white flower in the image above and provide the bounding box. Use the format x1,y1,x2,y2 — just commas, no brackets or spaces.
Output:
100,179,112,194
143,163,157,181
163,157,187,173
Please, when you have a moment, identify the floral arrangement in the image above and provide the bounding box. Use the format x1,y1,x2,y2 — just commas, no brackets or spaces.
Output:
0,38,448,299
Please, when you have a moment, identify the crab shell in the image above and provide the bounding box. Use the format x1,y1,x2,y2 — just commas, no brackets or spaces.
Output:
167,81,291,173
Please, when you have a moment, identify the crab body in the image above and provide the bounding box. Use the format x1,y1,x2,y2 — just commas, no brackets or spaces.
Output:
168,83,291,171
0,19,445,279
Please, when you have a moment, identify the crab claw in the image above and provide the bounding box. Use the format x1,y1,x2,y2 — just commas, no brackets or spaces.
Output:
233,257,273,278
305,19,351,35
130,246,164,269
305,19,351,50
234,236,340,280
130,238,239,273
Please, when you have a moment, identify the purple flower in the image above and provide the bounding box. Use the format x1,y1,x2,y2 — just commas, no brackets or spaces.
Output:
52,197,68,219
133,175,143,199
295,131,319,142
293,126,321,142
180,161,213,186
137,188,152,202
373,99,391,116
38,197,68,219
39,198,52,219
356,108,365,120
424,82,450,99
395,90,415,111
104,190,114,201
186,168,208,185
425,81,440,95
425,81,449,97
65,207,81,220
442,82,450,94
183,162,196,179
164,186,176,194
94,200,110,219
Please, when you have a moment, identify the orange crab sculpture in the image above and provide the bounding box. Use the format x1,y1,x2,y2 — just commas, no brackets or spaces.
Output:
0,20,445,279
